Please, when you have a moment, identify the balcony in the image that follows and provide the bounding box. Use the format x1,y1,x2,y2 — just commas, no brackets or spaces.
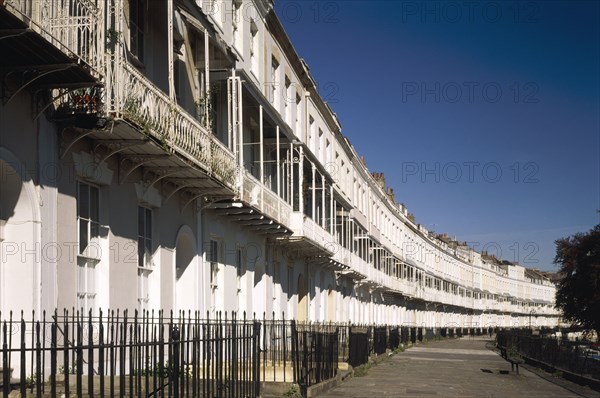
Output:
1,0,101,91
108,62,238,191
241,172,292,229
334,249,419,297
285,213,337,258
4,0,103,71
54,57,239,204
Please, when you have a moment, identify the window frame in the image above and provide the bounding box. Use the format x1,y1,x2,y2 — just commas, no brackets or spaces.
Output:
129,0,146,64
76,180,100,313
236,246,245,293
209,238,221,288
137,206,153,311
137,206,153,269
77,181,100,258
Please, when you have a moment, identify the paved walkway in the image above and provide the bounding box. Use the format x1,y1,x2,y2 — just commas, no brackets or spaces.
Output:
319,337,595,398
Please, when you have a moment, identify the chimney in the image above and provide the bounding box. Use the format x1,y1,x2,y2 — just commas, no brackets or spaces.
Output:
371,172,386,190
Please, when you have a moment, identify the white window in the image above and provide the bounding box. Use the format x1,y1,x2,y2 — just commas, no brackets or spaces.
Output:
318,129,323,160
209,239,220,287
284,75,291,123
295,93,302,136
137,268,150,311
250,21,259,76
137,206,153,311
77,181,100,313
77,182,100,256
77,257,97,313
270,57,279,106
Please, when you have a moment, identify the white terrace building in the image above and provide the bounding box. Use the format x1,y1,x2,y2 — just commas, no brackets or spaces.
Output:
0,0,559,328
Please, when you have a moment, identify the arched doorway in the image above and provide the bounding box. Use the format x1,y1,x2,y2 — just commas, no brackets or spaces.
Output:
297,274,308,322
0,155,40,315
175,226,196,312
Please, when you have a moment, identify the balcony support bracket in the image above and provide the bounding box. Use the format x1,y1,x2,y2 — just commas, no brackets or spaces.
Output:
4,64,73,106
93,139,149,165
119,154,170,185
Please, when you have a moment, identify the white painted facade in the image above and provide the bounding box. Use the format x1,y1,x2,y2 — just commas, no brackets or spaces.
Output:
0,0,559,329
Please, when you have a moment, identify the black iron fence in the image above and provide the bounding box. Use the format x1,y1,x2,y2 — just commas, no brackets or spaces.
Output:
0,309,261,398
496,329,600,381
401,326,410,344
348,327,369,367
1,310,491,397
291,322,338,396
388,328,400,350
373,327,387,356
258,316,345,391
1,311,350,398
345,325,447,368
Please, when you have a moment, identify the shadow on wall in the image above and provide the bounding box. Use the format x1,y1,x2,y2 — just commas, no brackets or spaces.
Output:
0,158,26,222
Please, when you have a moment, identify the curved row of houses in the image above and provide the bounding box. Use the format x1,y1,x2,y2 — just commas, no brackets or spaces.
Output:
0,0,559,329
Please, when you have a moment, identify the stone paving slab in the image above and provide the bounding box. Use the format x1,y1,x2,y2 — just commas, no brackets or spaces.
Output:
318,338,597,398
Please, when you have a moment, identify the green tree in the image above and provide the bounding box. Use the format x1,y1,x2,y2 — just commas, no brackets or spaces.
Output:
554,224,600,340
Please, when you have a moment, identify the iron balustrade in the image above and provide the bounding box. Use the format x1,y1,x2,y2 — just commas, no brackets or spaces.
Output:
4,0,104,74
107,60,238,190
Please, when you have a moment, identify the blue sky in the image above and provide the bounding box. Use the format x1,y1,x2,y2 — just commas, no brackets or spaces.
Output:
275,0,600,271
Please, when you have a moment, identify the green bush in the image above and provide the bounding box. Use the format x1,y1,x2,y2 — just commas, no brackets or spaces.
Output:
283,383,301,397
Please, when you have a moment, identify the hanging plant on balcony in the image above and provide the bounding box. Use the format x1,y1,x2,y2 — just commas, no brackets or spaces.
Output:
221,164,237,187
196,84,219,133
106,28,121,48
123,95,141,121
123,95,161,141
196,93,213,132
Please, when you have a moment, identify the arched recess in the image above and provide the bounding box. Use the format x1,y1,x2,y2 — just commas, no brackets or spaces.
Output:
297,274,308,322
326,284,336,322
174,225,197,313
0,148,41,316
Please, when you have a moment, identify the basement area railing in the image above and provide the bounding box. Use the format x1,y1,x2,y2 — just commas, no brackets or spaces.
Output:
0,310,261,398
1,309,500,398
496,329,600,381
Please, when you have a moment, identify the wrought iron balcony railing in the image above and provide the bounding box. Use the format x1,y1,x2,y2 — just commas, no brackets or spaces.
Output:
242,171,292,228
4,0,104,74
107,61,238,190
